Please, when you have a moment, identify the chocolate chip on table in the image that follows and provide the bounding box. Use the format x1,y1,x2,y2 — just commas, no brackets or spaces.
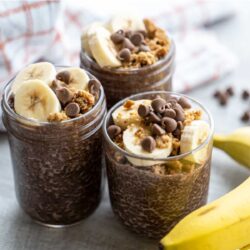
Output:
161,117,177,133
110,30,125,44
213,90,221,98
56,87,74,105
130,32,144,46
241,111,250,122
163,108,176,118
151,98,167,113
173,108,185,121
56,71,70,84
138,104,150,117
122,38,135,51
88,79,101,99
107,125,122,139
226,86,234,96
151,123,165,136
65,102,80,117
148,111,161,123
178,97,191,109
118,48,131,62
242,90,250,100
141,136,156,153
218,92,228,106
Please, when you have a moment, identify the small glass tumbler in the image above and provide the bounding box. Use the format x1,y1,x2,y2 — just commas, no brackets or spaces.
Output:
2,70,106,227
103,91,214,239
80,39,175,108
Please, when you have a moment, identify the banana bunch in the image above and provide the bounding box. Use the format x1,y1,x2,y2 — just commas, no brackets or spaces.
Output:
160,176,250,250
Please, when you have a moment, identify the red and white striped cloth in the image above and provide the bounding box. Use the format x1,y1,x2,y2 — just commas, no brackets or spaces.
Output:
0,0,237,130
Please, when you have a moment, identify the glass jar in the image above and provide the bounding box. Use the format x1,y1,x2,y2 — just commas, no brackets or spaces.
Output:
80,39,175,108
103,91,214,239
1,70,106,227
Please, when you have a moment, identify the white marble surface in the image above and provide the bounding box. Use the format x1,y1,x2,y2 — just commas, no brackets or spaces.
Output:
0,1,250,250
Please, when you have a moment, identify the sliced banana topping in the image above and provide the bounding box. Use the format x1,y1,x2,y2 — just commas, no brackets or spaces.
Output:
12,62,56,94
88,26,121,68
14,79,61,122
180,120,210,164
123,124,172,166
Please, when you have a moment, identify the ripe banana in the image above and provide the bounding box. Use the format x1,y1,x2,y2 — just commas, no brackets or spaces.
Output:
14,79,61,122
213,127,250,168
88,26,121,68
12,62,56,94
180,120,210,164
123,124,172,166
160,176,250,250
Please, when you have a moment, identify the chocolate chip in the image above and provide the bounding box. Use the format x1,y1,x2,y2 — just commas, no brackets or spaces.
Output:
8,94,15,109
138,104,150,117
125,30,132,38
138,30,147,38
163,108,176,118
110,30,125,44
219,92,228,106
172,128,181,139
161,117,177,133
151,98,166,113
177,121,183,130
56,87,74,105
148,111,161,123
213,90,221,98
56,71,70,84
118,48,131,62
241,111,250,122
88,79,101,100
226,86,234,96
122,38,135,51
151,123,165,136
178,97,191,109
107,125,122,139
141,136,156,153
130,32,144,46
242,90,250,100
174,108,185,121
65,102,80,118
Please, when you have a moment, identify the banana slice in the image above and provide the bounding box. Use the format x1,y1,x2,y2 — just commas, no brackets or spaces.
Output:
108,15,146,33
14,79,61,122
112,99,151,129
57,67,89,91
12,62,56,94
88,26,121,68
180,120,210,164
123,124,172,166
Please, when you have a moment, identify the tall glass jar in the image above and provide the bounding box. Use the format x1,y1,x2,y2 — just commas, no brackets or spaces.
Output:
103,91,214,239
80,39,175,108
2,71,106,227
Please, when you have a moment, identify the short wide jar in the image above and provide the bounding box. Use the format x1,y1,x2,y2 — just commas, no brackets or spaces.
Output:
103,91,214,239
2,72,106,227
80,40,175,108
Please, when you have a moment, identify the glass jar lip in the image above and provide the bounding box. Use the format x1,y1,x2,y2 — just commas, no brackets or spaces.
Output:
102,90,214,162
2,66,105,127
80,36,175,74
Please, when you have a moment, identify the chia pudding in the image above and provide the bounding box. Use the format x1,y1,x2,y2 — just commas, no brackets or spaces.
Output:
2,62,106,226
80,16,175,107
103,91,213,239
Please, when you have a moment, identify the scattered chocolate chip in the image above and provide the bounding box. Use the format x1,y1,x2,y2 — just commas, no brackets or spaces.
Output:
130,32,144,46
55,87,74,105
141,136,156,153
226,86,234,96
118,48,131,62
88,79,101,100
242,90,250,100
65,102,80,117
138,104,150,117
151,123,165,136
56,71,70,84
151,98,166,113
148,111,161,123
107,125,122,139
241,111,250,122
178,97,191,109
213,90,221,98
161,117,177,133
219,92,228,106
110,30,125,44
139,44,150,52
163,108,176,118
122,38,135,51
174,108,185,121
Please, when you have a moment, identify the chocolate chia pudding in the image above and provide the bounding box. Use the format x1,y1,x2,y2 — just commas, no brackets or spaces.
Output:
103,91,214,239
80,16,175,107
2,62,106,226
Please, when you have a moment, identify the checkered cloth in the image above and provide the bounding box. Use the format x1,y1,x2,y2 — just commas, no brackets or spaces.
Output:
0,0,237,131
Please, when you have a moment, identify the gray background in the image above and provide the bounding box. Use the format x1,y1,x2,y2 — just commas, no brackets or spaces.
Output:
0,2,250,250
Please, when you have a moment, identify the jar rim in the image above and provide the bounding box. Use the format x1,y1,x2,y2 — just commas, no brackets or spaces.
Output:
102,90,214,162
2,67,105,127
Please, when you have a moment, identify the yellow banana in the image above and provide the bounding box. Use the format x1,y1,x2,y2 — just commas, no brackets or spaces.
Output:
213,127,250,168
160,177,250,250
